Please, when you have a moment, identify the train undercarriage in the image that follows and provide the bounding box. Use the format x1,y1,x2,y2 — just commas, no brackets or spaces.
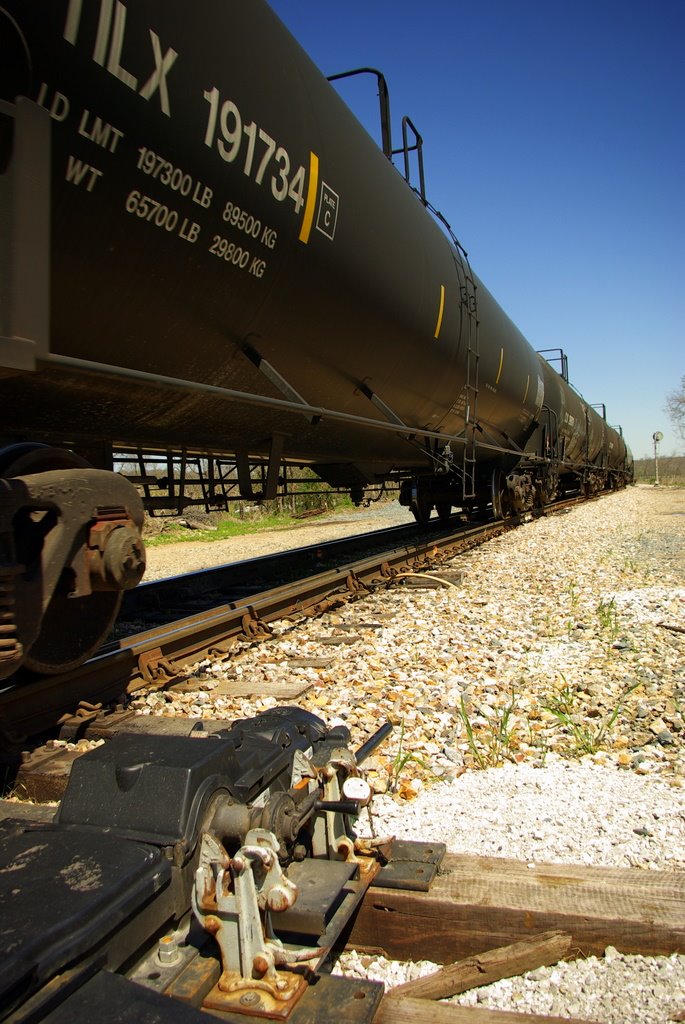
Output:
398,460,632,526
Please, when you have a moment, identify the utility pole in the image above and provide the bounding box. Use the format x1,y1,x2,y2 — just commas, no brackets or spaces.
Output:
652,431,663,486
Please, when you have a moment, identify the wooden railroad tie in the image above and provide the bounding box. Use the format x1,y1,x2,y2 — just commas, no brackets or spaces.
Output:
350,852,685,1023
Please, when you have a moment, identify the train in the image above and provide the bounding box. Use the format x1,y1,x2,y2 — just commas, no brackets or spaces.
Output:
0,0,633,678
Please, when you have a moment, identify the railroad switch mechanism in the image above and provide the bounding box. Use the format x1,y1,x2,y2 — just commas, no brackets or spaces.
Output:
0,708,444,1023
193,829,314,1016
188,718,385,1017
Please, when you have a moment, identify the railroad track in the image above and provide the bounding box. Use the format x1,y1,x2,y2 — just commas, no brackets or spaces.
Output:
117,515,466,626
2,485,679,1024
4,487,679,1024
0,494,594,764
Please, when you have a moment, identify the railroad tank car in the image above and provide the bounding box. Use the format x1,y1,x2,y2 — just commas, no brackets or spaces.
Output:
0,0,632,678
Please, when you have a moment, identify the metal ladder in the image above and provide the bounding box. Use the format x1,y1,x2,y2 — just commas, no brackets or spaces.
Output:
419,201,480,501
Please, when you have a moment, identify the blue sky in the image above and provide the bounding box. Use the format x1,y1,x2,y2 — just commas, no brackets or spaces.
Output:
269,0,684,458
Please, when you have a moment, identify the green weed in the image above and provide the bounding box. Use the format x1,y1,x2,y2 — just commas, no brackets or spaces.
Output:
543,676,640,756
455,689,519,769
596,597,620,638
567,581,579,613
388,718,431,792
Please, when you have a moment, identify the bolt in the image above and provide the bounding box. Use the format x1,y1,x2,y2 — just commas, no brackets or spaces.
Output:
102,526,146,589
266,882,296,913
239,991,262,1007
252,954,270,976
157,935,180,965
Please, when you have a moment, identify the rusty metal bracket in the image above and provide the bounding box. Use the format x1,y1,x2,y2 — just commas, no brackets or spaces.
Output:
193,829,315,1018
206,639,236,659
137,648,181,688
57,700,103,727
302,594,348,618
241,609,273,640
345,572,368,593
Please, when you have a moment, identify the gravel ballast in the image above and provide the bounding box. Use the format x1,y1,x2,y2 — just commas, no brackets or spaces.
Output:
132,486,685,1022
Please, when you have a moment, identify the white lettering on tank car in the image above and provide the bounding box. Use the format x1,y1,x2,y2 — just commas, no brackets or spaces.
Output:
63,1,178,116
137,147,212,208
125,190,179,231
315,183,339,240
193,184,212,208
36,83,70,122
78,110,124,153
179,219,201,244
65,155,103,191
222,201,278,250
203,89,306,217
208,235,253,272
261,227,277,250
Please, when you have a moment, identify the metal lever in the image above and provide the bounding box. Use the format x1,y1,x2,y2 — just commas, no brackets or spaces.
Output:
316,800,362,815
355,721,393,764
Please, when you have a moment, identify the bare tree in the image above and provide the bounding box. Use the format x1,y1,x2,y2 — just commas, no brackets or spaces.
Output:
666,375,685,443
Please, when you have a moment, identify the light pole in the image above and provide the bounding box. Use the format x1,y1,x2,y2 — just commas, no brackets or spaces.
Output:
652,431,663,486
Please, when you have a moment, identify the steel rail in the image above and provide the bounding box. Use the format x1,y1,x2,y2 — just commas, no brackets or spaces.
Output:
0,520,507,743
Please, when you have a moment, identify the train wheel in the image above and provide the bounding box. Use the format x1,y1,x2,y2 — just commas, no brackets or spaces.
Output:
436,501,452,525
491,468,510,519
410,495,432,526
23,591,122,674
0,443,122,674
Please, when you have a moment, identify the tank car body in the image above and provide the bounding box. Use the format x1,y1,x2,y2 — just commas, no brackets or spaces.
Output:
0,0,632,677
0,0,547,480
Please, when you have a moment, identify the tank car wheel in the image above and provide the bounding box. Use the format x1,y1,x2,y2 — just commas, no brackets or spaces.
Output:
410,495,432,526
0,443,123,674
22,591,122,675
491,468,510,520
436,501,452,525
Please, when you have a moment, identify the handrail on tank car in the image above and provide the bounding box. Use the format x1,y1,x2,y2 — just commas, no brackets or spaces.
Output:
327,67,393,159
326,68,427,203
536,348,569,382
393,116,426,204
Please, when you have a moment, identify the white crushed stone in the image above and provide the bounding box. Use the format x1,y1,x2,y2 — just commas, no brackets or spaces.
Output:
357,760,685,871
452,948,685,1023
335,947,685,1024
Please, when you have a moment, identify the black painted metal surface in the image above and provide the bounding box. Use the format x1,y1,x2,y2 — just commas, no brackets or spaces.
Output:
1,0,545,477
